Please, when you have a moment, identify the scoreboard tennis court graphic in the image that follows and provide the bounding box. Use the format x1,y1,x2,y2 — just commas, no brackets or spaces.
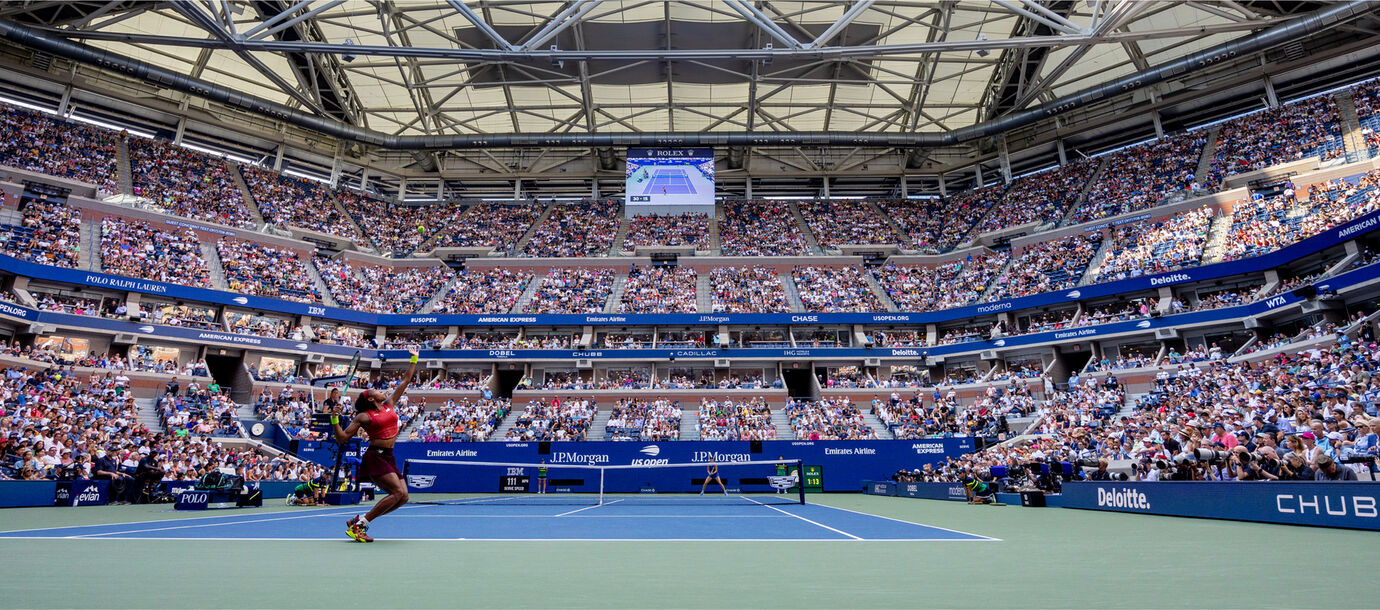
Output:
626,148,714,207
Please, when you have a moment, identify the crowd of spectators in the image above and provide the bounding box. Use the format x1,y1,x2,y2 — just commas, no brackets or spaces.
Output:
792,266,885,312
524,267,615,314
974,162,1097,235
2,364,323,488
217,239,322,304
697,398,778,441
428,202,543,253
872,387,1025,439
622,213,710,251
521,201,620,257
873,251,1009,312
989,234,1102,300
314,257,452,314
0,195,83,268
336,190,460,257
1070,133,1205,224
606,399,682,441
99,217,210,287
406,399,510,442
796,201,904,250
880,187,1004,252
710,266,790,313
431,268,533,314
720,201,810,255
504,398,597,441
1093,207,1213,282
0,105,120,193
617,265,697,313
1205,96,1344,189
784,398,878,440
127,137,256,228
227,312,303,340
240,165,360,240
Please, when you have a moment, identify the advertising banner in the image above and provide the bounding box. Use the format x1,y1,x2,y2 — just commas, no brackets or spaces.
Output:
0,206,1374,329
1061,481,1380,530
293,438,976,493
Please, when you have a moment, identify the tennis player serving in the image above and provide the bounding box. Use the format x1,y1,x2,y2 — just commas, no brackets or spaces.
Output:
332,348,419,542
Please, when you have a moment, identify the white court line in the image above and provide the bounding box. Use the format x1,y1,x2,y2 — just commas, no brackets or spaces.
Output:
380,514,788,518
745,497,861,540
74,508,396,538
808,502,1002,542
0,536,988,542
0,506,364,536
555,498,623,517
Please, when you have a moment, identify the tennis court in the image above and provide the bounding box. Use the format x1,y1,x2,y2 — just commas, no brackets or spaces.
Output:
0,495,994,542
640,167,697,195
1,493,1374,608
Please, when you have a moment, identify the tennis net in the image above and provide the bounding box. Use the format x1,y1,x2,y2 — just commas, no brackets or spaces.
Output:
403,458,805,506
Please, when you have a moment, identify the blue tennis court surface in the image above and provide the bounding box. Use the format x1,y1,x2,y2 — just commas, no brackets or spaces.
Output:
641,167,697,195
0,496,997,542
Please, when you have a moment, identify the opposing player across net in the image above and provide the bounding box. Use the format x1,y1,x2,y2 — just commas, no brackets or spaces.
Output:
403,458,805,506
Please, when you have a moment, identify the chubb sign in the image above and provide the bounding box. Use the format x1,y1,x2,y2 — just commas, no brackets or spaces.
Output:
1063,482,1380,530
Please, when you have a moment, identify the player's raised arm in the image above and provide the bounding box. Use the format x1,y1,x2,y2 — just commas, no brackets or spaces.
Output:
389,347,420,405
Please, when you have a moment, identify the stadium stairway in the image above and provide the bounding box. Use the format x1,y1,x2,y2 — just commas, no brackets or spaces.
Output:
787,203,823,254
225,161,267,226
779,271,806,312
610,215,632,254
604,273,627,313
491,408,525,440
1199,212,1237,265
199,241,230,290
510,276,543,313
134,397,165,434
78,217,97,272
422,276,459,313
302,258,341,308
510,202,554,254
587,410,612,441
709,203,722,252
1337,91,1367,155
695,273,712,313
329,193,370,241
862,270,900,312
1077,233,1116,285
1194,126,1220,186
869,201,911,251
1056,156,1109,228
862,412,893,439
115,137,133,196
771,408,794,440
679,413,700,440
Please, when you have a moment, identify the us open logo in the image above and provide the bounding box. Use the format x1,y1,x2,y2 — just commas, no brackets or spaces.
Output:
639,445,661,457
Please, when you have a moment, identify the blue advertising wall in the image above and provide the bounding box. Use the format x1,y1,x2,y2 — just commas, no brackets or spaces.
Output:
0,206,1376,331
0,480,58,507
864,480,969,501
1060,481,1380,530
295,439,975,493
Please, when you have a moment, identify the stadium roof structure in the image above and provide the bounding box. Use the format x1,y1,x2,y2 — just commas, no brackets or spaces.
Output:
1,1,1380,199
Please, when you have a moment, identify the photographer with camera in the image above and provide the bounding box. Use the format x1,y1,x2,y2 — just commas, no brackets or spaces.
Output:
1279,453,1315,480
1227,446,1279,481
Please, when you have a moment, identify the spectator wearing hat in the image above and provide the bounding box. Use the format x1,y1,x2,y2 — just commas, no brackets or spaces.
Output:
1313,455,1359,481
1347,419,1380,457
